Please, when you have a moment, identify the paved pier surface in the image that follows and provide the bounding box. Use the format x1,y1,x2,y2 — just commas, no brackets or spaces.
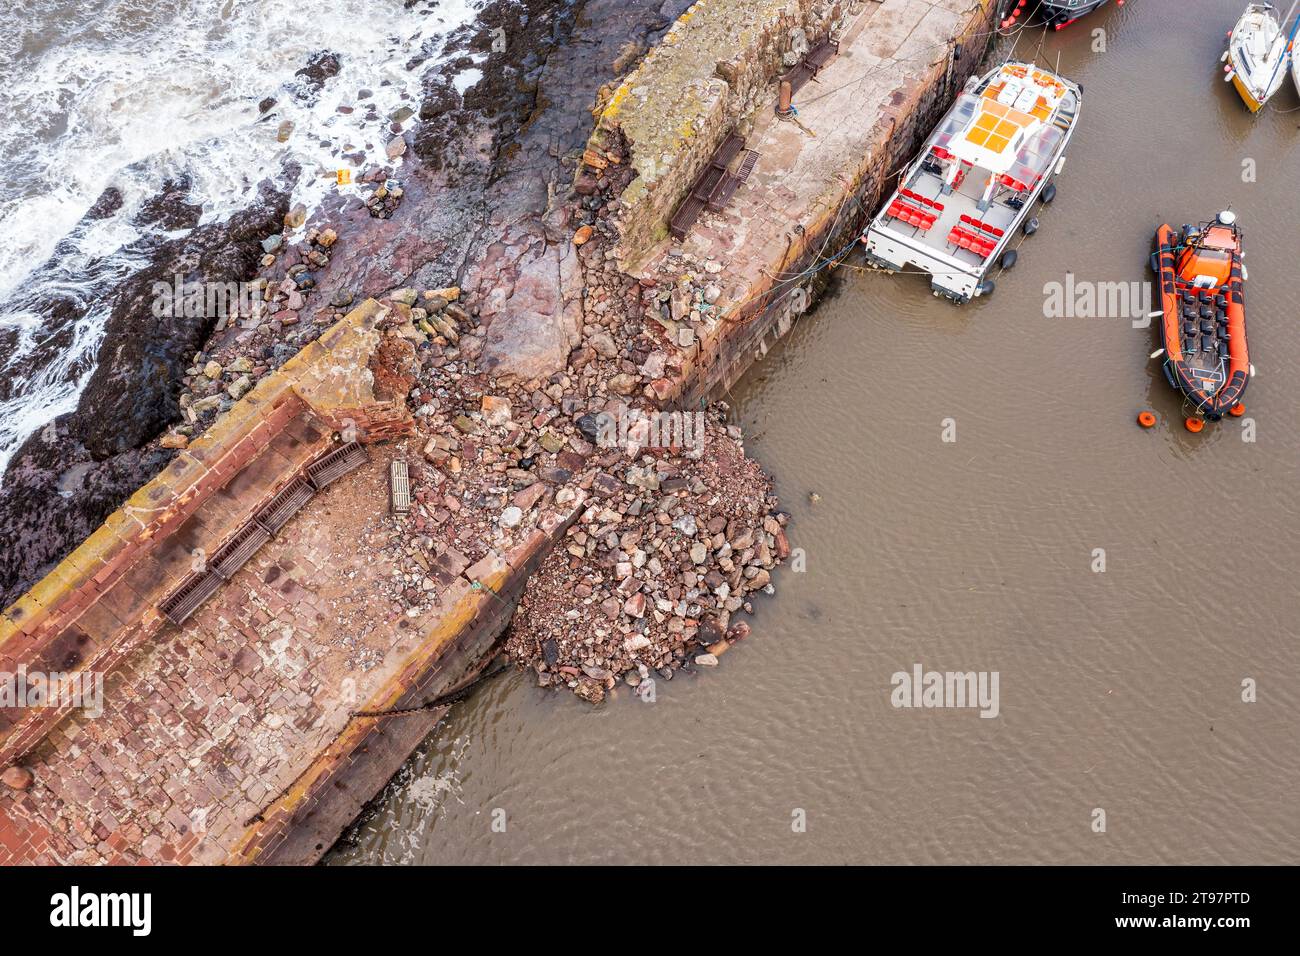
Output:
671,0,981,294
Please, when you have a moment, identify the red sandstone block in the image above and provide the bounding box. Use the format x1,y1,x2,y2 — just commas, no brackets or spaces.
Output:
92,540,141,589
96,576,151,625
505,531,549,573
68,599,127,649
5,594,50,640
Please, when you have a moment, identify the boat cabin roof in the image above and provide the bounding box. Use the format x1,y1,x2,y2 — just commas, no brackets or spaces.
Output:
945,64,1067,175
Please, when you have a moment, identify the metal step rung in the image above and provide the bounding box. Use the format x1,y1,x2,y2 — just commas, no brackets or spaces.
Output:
692,165,726,201
806,38,838,72
159,570,225,626
712,132,745,170
785,62,815,95
306,441,369,489
670,194,706,241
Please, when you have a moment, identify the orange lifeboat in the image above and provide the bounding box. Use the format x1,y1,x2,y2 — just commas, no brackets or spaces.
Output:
1150,212,1250,422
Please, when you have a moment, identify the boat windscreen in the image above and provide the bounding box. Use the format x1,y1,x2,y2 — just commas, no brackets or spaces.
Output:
1010,125,1063,179
930,93,980,151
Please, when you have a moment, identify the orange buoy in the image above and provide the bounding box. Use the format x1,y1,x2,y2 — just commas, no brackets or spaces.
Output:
1229,403,1245,417
1185,417,1205,433
1137,411,1157,428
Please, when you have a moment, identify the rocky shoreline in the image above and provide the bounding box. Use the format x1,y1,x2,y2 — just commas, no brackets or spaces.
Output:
1,0,788,704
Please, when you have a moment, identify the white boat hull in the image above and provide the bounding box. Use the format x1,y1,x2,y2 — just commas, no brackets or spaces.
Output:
862,64,1081,303
1225,4,1289,112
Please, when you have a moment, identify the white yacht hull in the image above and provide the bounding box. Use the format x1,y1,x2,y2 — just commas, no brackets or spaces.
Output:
862,64,1082,303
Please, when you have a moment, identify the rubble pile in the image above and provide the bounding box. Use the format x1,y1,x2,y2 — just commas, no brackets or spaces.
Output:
165,170,403,450
372,271,788,703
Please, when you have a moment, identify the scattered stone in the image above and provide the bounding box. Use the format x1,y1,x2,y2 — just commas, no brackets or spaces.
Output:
481,395,512,426
588,331,617,358
226,375,252,400
499,506,523,529
607,373,639,395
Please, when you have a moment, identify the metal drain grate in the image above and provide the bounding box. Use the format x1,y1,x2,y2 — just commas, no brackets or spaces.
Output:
210,522,271,579
306,441,368,489
255,475,316,533
159,570,224,626
390,460,410,514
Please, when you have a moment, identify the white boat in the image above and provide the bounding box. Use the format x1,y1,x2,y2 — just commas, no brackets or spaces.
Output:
861,61,1082,303
1222,3,1293,113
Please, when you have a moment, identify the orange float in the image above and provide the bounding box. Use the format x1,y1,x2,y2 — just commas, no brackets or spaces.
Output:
1229,403,1246,417
1185,417,1205,433
1137,411,1156,428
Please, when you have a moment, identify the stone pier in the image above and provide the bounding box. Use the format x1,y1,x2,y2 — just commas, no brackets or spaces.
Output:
587,0,999,405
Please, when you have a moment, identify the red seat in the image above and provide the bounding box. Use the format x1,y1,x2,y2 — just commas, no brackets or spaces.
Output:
947,226,995,259
886,197,936,231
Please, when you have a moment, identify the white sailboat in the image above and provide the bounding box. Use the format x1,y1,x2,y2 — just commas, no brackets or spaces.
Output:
1222,3,1297,112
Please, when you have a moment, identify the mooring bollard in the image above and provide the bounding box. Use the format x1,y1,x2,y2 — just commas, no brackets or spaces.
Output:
777,79,794,118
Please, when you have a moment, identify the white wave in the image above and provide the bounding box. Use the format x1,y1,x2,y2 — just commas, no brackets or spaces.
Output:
0,0,485,478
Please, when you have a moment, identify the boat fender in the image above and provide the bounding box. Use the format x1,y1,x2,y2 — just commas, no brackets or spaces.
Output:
1229,403,1246,417
1023,216,1040,237
1041,183,1057,203
977,279,996,297
1184,417,1205,433
1137,411,1157,429
1148,251,1159,274
1000,250,1018,270
1161,364,1177,389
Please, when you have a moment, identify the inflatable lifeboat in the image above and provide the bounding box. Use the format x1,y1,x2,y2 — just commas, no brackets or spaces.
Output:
1151,212,1250,422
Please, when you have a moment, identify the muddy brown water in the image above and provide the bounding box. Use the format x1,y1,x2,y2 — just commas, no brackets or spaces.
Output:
329,1,1300,865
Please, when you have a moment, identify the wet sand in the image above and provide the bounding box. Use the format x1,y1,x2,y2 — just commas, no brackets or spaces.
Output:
329,0,1300,865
